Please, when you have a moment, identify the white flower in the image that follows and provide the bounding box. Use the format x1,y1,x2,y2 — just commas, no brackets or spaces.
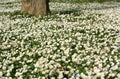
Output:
63,78,67,79
98,63,103,68
85,76,92,79
72,53,77,62
111,65,118,70
12,57,16,61
27,59,33,63
61,46,66,50
35,62,40,67
42,70,49,74
111,73,115,77
58,72,63,79
2,66,6,70
64,71,69,75
41,77,45,79
16,57,21,61
64,48,69,56
62,56,66,61
101,77,105,79
15,72,22,76
0,71,3,77
94,67,100,73
75,32,81,36
51,77,56,79
117,74,120,79
49,64,53,69
86,61,90,65
81,73,87,79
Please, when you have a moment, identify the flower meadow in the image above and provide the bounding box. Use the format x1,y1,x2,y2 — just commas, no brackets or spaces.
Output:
0,0,120,79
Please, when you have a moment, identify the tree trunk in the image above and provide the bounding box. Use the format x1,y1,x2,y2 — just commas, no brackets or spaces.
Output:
21,0,50,16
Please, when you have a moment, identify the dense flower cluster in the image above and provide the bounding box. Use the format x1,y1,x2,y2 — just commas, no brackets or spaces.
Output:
0,1,120,79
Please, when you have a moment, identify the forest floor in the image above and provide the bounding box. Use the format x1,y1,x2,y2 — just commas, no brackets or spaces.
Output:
0,0,120,79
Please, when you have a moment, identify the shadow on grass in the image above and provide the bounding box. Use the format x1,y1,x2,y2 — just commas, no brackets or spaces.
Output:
0,10,33,18
10,11,33,18
59,9,81,15
57,3,120,15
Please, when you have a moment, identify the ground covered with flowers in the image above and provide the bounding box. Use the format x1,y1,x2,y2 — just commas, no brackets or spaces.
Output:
0,0,120,79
